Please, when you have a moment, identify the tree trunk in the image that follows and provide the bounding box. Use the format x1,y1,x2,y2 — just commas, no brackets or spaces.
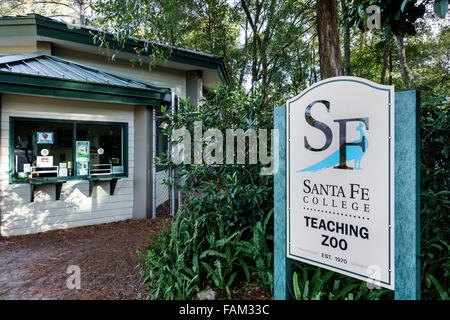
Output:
389,42,393,85
238,20,249,88
240,0,261,91
316,0,342,79
311,46,317,85
79,0,86,26
381,35,392,84
261,51,268,107
343,25,351,76
341,0,351,76
251,33,258,91
394,35,410,88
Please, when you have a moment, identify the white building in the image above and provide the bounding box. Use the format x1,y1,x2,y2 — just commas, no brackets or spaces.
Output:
0,14,229,236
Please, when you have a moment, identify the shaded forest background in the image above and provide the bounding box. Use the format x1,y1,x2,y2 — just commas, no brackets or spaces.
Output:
1,0,448,102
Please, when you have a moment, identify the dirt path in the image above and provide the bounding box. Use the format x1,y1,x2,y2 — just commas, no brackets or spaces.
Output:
0,218,168,300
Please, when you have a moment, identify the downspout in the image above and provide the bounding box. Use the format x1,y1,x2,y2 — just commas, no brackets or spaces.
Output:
170,89,176,217
152,107,157,219
176,96,183,213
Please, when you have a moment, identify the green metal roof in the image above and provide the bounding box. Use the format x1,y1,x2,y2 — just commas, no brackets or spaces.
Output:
0,52,167,90
0,14,231,84
0,52,171,106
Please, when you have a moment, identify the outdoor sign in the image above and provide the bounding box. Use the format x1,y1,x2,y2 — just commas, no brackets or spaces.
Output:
37,132,54,144
286,77,395,289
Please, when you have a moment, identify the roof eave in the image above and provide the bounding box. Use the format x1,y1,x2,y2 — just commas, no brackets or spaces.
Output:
0,14,231,85
0,70,171,106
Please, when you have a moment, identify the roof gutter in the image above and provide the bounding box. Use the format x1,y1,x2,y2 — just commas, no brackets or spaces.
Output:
0,71,171,106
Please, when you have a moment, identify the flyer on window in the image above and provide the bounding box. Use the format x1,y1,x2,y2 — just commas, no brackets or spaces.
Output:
76,161,89,176
76,141,90,162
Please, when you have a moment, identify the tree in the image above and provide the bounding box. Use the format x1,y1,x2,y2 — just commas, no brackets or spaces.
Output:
92,0,240,79
316,0,343,79
238,0,314,104
340,0,448,36
341,0,448,88
0,0,92,25
92,0,316,106
380,34,392,84
340,0,352,76
394,35,411,87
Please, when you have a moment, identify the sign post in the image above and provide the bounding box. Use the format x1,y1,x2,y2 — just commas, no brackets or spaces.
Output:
274,77,420,300
394,90,421,300
274,106,291,300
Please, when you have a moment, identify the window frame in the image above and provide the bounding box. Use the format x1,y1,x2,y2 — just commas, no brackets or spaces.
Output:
9,117,129,184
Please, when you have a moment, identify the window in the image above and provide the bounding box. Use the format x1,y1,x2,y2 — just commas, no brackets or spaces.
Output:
11,118,128,183
76,124,124,176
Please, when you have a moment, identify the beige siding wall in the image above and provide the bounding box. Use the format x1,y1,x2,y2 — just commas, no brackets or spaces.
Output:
53,48,187,99
0,94,135,236
0,45,38,54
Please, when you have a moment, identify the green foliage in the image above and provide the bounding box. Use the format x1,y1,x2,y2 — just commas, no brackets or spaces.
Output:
341,0,447,36
138,204,274,300
91,0,318,102
345,20,449,92
138,86,274,299
434,0,449,18
0,0,91,24
137,215,201,300
144,85,449,300
420,95,449,300
92,0,241,79
3,0,448,302
292,264,392,300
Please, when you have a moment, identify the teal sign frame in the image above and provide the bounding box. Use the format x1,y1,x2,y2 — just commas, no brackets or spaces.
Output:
274,90,420,300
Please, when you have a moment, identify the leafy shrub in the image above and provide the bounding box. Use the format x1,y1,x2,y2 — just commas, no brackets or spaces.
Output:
291,263,392,300
292,269,389,300
420,95,449,300
137,215,201,300
138,86,275,299
137,207,274,300
138,85,448,300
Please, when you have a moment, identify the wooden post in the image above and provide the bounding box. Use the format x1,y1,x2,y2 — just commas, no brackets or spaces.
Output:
394,90,421,300
274,106,291,300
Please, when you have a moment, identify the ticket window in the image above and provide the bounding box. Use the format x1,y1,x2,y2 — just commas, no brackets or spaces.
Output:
12,120,73,179
11,118,127,181
76,123,124,176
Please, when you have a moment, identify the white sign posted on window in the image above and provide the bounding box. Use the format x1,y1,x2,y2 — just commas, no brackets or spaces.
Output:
286,77,395,290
